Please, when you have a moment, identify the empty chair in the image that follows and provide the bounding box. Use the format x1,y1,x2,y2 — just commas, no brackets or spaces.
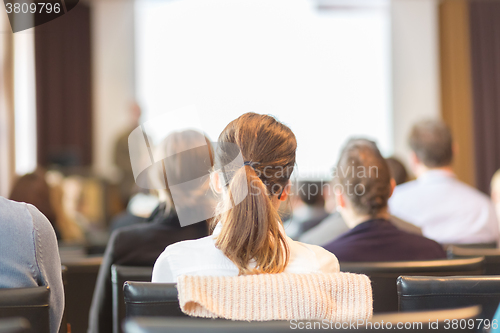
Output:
0,287,50,333
124,306,481,333
111,266,153,333
123,282,186,319
62,257,102,333
398,275,500,321
0,318,30,333
448,245,500,274
340,257,484,313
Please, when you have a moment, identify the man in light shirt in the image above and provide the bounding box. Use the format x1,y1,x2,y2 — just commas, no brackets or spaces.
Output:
389,120,499,245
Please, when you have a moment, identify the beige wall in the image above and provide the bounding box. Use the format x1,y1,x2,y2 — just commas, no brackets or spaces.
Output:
91,0,136,180
0,5,15,197
391,0,441,168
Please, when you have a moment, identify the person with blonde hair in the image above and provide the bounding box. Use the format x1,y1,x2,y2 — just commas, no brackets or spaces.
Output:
152,112,339,282
88,130,211,333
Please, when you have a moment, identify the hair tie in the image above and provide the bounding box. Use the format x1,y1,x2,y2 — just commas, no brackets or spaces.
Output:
243,161,254,168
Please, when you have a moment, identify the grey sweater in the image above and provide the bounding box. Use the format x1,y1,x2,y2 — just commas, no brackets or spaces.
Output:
0,197,64,333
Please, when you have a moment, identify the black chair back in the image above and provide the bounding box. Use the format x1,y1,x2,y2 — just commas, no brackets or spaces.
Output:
448,246,500,274
124,306,481,333
340,257,484,313
123,282,186,320
0,318,30,333
398,275,500,320
111,266,153,333
0,287,49,333
62,257,102,333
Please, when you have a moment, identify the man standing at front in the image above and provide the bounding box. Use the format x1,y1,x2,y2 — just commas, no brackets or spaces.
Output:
389,120,499,245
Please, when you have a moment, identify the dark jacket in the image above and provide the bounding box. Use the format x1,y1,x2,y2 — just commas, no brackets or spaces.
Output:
323,219,446,262
87,204,208,333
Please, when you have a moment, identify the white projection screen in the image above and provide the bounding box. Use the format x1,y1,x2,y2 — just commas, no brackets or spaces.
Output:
135,0,392,180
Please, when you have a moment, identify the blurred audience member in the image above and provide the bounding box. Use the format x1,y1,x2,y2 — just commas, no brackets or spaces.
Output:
114,102,142,207
324,139,445,261
389,120,499,245
88,130,211,333
0,197,64,333
10,169,60,238
386,156,410,185
46,171,86,243
285,181,329,240
10,169,85,243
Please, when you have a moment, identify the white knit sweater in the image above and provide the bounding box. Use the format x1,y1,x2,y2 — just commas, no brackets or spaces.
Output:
177,272,372,322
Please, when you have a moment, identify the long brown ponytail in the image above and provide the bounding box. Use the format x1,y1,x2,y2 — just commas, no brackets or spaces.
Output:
214,113,296,275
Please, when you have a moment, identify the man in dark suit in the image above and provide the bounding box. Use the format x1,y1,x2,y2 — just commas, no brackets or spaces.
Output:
87,203,207,333
323,139,446,262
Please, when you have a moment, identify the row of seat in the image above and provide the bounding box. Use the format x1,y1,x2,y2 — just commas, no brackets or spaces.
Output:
3,245,500,333
121,276,500,322
0,306,485,333
123,305,483,333
78,249,500,333
2,280,496,333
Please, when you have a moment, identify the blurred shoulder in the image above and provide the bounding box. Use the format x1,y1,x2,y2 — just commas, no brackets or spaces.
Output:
454,179,492,202
392,179,420,195
0,196,32,220
0,197,51,231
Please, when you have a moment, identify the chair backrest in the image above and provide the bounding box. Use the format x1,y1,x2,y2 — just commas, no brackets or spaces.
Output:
448,246,500,274
111,266,153,333
443,242,498,249
0,287,49,333
62,256,102,333
0,318,31,333
123,282,186,320
398,275,500,320
340,257,485,313
59,265,68,333
123,306,481,333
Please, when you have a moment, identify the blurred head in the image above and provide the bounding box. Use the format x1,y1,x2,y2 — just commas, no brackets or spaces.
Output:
334,139,394,227
409,120,453,175
10,169,58,233
152,130,214,216
386,157,409,185
214,112,296,275
298,181,326,207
